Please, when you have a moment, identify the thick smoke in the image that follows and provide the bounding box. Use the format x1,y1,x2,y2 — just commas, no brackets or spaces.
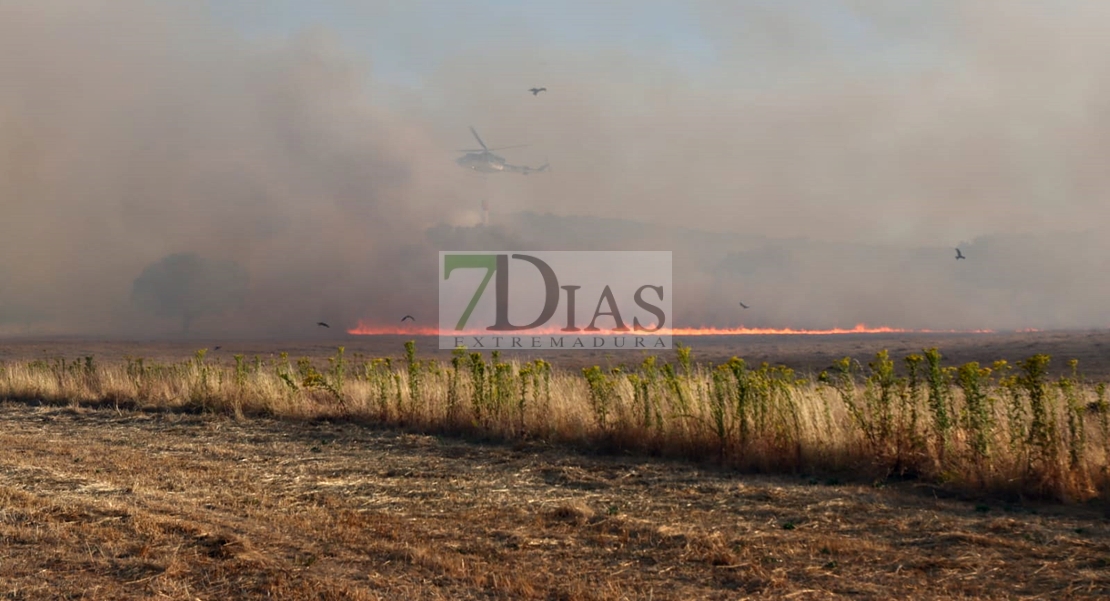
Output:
405,0,1110,331
1,1,1108,335
0,0,478,336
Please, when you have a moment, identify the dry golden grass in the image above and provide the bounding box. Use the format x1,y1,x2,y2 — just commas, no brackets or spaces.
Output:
3,343,1108,503
2,341,1110,598
7,329,1110,380
1,404,1109,599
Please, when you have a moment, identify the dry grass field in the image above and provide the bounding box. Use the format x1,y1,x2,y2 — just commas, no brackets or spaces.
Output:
2,330,1110,599
1,404,1108,600
4,329,1110,379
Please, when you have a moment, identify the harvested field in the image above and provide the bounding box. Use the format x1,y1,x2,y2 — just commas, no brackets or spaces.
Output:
4,329,1110,380
3,330,1110,598
1,403,1108,599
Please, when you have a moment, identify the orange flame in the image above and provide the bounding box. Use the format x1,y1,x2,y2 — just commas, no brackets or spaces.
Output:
347,321,1004,336
665,324,998,335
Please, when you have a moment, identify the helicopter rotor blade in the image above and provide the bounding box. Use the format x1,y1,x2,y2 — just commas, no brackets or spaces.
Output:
469,126,488,151
484,144,529,151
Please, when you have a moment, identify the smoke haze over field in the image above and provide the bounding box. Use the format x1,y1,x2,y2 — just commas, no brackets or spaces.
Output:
1,0,1109,336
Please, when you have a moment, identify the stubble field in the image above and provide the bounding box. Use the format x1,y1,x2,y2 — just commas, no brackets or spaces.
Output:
2,329,1110,599
2,405,1109,599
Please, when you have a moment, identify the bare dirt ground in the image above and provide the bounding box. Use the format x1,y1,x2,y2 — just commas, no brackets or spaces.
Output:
1,403,1109,600
4,329,1110,379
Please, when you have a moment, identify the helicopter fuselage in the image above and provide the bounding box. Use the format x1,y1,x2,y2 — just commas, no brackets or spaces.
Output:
456,152,508,173
455,128,548,175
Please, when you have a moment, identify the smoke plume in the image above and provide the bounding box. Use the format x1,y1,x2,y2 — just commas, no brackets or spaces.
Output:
1,1,1108,335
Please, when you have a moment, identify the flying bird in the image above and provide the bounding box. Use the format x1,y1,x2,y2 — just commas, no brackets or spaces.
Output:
739,302,749,309
317,322,330,328
955,248,966,260
401,315,415,322
213,346,221,351
529,87,546,95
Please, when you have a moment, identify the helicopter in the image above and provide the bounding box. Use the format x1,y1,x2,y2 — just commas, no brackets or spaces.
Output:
455,126,549,175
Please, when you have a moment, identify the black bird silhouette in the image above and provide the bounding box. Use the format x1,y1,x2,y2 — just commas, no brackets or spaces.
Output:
213,346,221,351
317,322,330,328
401,315,415,322
529,87,546,95
955,248,966,260
738,302,749,309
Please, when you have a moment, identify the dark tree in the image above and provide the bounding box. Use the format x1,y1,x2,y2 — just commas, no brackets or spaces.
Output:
131,253,249,333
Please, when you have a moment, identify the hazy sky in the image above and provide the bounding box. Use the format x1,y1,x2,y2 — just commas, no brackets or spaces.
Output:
2,1,1108,335
208,1,717,83
200,0,1107,244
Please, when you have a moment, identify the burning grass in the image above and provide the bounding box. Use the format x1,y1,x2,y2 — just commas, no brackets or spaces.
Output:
3,342,1109,505
345,322,1003,336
